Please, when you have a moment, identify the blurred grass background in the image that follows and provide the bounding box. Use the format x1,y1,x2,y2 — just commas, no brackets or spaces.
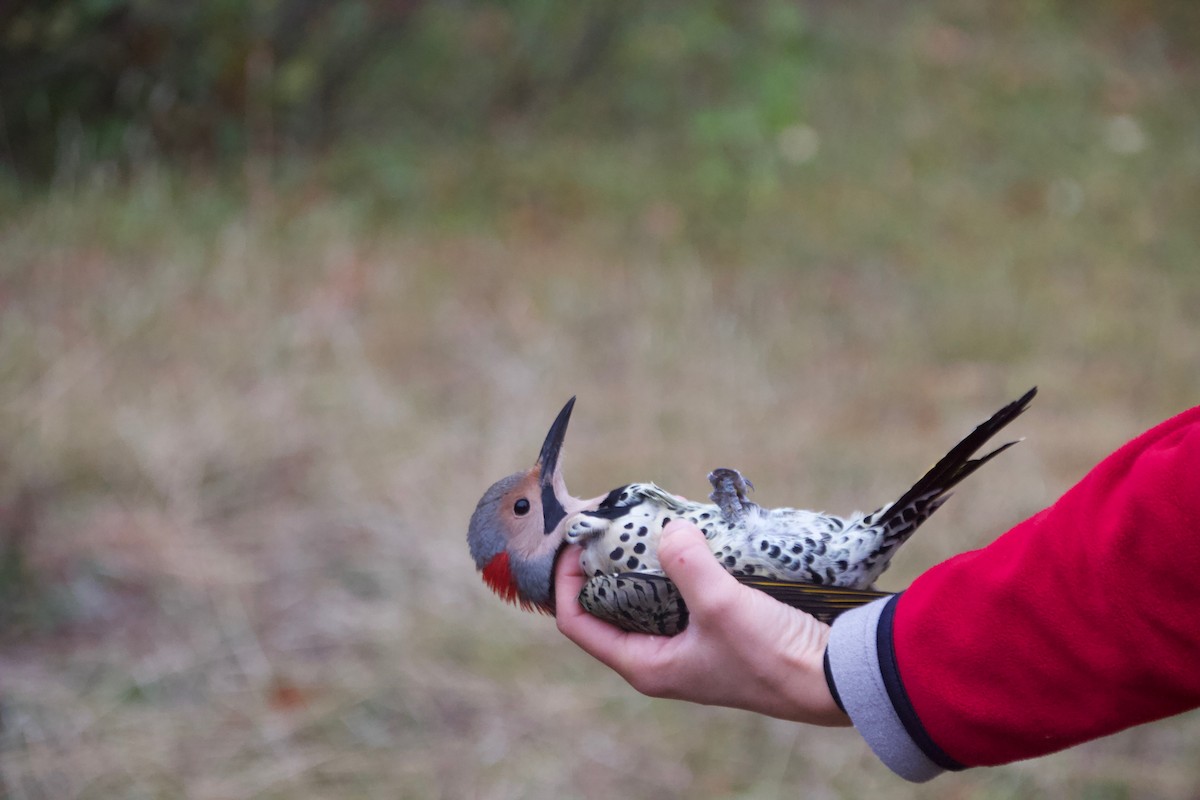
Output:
2,1,1199,798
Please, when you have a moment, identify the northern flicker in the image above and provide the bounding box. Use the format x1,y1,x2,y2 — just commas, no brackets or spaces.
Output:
468,388,1036,635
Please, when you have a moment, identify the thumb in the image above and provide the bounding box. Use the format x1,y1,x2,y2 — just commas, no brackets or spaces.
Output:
657,520,740,612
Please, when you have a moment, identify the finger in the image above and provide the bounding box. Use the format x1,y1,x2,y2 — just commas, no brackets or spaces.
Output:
554,545,631,640
554,544,587,600
554,546,677,676
559,595,671,679
554,545,611,637
657,520,742,618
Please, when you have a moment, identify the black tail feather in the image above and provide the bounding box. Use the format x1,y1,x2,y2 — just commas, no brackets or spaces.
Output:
874,387,1036,530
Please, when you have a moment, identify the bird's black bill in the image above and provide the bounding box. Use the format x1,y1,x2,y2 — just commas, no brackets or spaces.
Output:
537,396,575,534
537,397,575,477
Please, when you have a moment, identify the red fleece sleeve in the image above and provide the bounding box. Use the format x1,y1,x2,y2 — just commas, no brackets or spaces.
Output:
893,404,1200,767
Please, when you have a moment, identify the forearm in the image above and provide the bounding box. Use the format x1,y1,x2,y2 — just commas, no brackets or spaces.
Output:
827,403,1200,780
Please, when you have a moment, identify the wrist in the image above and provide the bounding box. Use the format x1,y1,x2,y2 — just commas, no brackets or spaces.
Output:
773,620,852,726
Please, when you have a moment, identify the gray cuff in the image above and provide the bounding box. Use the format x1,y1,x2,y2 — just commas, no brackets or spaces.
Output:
827,597,945,783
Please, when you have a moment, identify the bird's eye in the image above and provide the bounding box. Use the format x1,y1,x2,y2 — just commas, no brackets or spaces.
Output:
513,498,531,516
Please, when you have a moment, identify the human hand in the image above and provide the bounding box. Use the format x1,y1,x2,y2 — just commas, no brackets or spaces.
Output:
555,520,851,726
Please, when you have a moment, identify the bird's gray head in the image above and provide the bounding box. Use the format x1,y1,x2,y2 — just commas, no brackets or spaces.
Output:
466,398,585,612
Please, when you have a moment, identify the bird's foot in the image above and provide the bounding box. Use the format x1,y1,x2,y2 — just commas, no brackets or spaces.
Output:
565,514,611,544
707,467,756,524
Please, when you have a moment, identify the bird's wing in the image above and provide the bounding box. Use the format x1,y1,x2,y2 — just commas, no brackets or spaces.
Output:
578,572,891,636
737,577,892,624
628,483,694,513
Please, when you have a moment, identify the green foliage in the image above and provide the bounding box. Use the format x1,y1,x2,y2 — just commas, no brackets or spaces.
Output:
0,0,824,181
6,0,1198,192
352,1,820,147
0,0,416,179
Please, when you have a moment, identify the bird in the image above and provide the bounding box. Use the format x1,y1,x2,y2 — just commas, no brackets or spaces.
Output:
467,388,1036,635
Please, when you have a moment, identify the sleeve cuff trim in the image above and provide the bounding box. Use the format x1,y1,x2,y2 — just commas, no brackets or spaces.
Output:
876,594,965,772
827,594,949,782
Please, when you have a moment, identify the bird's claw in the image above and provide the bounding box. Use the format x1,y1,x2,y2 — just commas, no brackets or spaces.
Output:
566,514,609,544
707,467,756,524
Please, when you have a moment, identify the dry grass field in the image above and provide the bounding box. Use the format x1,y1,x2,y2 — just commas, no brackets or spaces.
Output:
2,5,1200,799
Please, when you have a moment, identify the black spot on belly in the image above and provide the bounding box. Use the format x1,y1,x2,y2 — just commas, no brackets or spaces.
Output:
624,522,634,530
637,526,648,537
724,555,737,567
791,543,803,554
760,540,769,551
700,512,711,520
662,517,671,527
633,542,646,554
626,556,640,569
610,547,624,560
768,545,781,558
620,532,630,542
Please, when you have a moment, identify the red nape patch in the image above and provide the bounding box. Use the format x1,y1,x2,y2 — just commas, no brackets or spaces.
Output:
481,552,543,613
482,552,521,605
